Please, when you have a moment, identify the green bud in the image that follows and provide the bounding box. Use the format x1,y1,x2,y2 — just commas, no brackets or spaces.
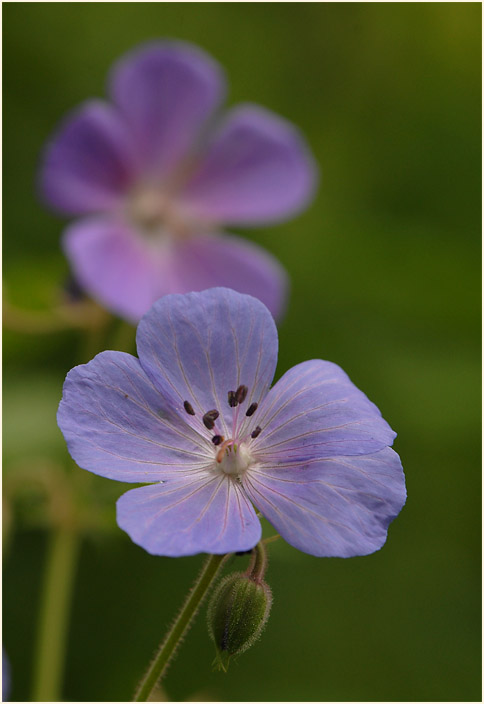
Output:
207,571,272,671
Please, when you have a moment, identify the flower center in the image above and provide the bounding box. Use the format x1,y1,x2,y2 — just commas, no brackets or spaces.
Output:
217,442,253,477
182,384,263,480
128,183,188,238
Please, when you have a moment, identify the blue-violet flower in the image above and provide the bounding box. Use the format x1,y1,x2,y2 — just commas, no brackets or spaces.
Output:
40,41,317,322
58,288,405,557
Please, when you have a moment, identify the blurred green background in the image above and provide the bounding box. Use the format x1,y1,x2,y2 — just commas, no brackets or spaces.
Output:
3,3,481,702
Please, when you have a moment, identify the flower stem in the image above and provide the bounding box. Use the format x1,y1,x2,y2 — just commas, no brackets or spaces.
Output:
31,312,110,701
247,541,268,582
32,525,80,701
262,533,281,546
3,295,109,335
134,553,227,702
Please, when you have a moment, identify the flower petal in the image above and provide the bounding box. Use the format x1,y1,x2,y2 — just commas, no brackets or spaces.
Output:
243,447,406,557
65,215,287,323
63,216,172,322
40,100,137,215
179,104,317,225
109,41,225,176
117,474,261,556
172,232,288,320
136,288,278,437
57,350,213,482
252,360,396,463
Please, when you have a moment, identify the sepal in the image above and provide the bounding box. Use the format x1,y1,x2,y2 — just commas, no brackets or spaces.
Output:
207,570,272,670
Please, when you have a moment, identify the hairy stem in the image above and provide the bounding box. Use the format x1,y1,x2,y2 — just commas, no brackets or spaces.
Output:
134,553,227,702
247,541,268,582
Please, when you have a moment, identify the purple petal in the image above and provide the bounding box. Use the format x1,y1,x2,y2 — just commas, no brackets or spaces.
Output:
172,232,288,320
179,104,317,225
136,288,278,437
252,360,396,463
63,216,172,322
40,100,137,215
64,215,287,322
109,41,225,177
57,351,213,482
117,474,261,556
243,447,406,557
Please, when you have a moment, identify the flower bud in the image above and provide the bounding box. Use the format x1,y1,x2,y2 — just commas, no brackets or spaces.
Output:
207,571,272,671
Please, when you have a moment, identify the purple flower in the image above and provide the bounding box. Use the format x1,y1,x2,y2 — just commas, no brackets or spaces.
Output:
40,41,317,322
58,288,405,558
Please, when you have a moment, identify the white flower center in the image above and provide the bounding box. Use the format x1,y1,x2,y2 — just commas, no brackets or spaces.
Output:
217,443,253,478
128,183,187,236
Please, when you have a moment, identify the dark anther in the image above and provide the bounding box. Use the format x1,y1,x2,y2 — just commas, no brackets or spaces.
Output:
246,402,258,417
183,400,195,415
251,426,262,439
212,435,223,446
228,390,238,407
235,385,248,404
203,409,219,430
235,549,254,556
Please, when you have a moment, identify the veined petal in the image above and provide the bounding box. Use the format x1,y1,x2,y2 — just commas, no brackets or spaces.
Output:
179,104,317,225
63,216,174,323
136,288,278,437
243,447,406,557
57,351,213,482
117,474,261,556
109,41,225,177
252,360,396,463
40,100,137,215
172,233,288,320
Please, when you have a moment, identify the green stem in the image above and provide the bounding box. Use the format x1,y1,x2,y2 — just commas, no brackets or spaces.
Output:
31,310,110,701
32,526,80,701
247,541,268,582
134,553,227,702
3,296,109,335
261,533,281,546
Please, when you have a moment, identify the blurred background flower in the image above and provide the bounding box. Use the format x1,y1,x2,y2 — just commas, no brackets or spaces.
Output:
3,3,480,702
40,41,316,321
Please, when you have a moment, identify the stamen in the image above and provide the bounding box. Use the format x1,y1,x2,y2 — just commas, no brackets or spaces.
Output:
235,385,248,404
246,402,258,417
203,409,219,430
228,390,237,407
183,400,195,415
212,434,224,446
251,426,262,439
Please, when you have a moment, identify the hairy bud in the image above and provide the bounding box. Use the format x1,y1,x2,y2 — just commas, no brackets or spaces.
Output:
207,571,272,671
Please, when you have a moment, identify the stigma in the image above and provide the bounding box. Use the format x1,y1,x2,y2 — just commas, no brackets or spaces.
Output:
216,442,253,477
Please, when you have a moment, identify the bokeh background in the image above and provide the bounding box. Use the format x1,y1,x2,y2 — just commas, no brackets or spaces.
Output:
3,3,481,702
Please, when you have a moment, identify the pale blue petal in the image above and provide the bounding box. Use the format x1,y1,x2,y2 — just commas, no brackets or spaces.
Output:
252,360,396,463
136,288,278,439
243,447,406,557
57,351,213,482
117,474,261,556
